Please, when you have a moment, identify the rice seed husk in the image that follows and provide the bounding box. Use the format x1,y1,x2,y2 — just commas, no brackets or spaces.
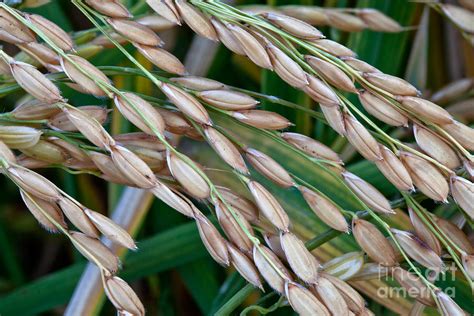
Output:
435,289,467,316
286,282,331,316
441,4,474,33
114,92,165,136
399,151,449,202
358,90,408,126
10,61,62,103
299,186,348,232
228,244,262,288
462,253,474,280
0,125,42,149
20,139,66,164
204,126,248,174
352,218,398,266
263,233,286,261
16,155,50,169
313,276,350,316
231,110,291,130
0,140,16,164
343,113,382,161
281,132,342,163
62,106,115,149
61,55,110,96
0,8,36,44
171,76,225,91
326,11,366,32
8,166,61,201
434,216,474,254
155,108,191,134
215,186,258,222
194,211,229,266
320,104,346,136
356,9,402,32
375,145,414,191
245,148,293,187
391,229,444,273
18,42,59,66
349,262,389,281
58,197,99,237
167,150,210,199
343,172,394,214
113,133,165,152
104,276,145,316
49,138,90,162
27,14,73,51
84,209,136,250
85,0,131,18
210,18,246,55
248,180,289,231
216,200,253,254
20,191,66,232
151,181,196,217
146,0,181,25
90,32,127,48
227,23,273,70
430,78,473,104
89,151,132,185
160,83,211,125
267,44,309,89
280,231,319,283
70,231,119,273
397,96,453,125
322,251,364,280
110,145,157,189
280,6,328,25
264,12,324,39
0,57,11,75
107,18,163,46
175,0,217,41
408,208,443,256
321,273,366,314
312,39,356,57
305,55,356,92
443,121,474,151
12,99,60,120
391,267,435,306
137,14,176,31
413,125,461,169
342,56,381,73
363,72,419,96
49,106,108,132
197,90,258,110
134,43,186,75
304,74,339,106
253,245,291,293
450,176,474,220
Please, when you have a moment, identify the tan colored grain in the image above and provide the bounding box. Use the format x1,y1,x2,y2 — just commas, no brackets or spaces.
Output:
245,148,294,187
264,12,324,39
146,0,181,25
108,18,163,46
231,110,291,130
85,0,131,18
357,9,402,32
8,166,61,201
286,282,331,316
0,126,42,149
195,211,230,266
167,150,210,198
253,245,291,293
443,121,474,151
110,145,157,189
375,145,414,191
215,186,259,222
175,0,217,41
216,200,253,254
27,13,73,51
364,72,419,96
304,74,339,106
450,176,474,220
344,113,382,161
198,90,259,110
171,76,225,91
397,96,453,125
408,208,442,256
20,191,66,232
280,231,319,283
358,90,408,127
313,276,350,316
391,267,435,306
70,231,119,272
267,44,309,88
228,243,262,288
326,11,366,32
104,276,145,316
134,44,186,75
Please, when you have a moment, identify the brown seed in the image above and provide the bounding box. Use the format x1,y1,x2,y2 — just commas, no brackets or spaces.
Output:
435,289,467,316
304,74,339,106
434,216,474,254
195,211,229,266
305,55,356,92
0,8,36,44
358,90,408,126
408,208,443,256
108,18,163,46
313,276,350,316
16,155,50,169
397,96,453,125
253,245,291,293
391,267,435,306
70,231,119,272
450,176,474,220
343,172,394,214
356,9,402,32
161,83,211,125
443,121,474,151
215,186,258,222
342,56,381,73
231,110,291,130
267,44,309,89
228,244,262,288
8,166,61,201
20,191,66,232
322,273,366,314
198,90,258,110
441,4,474,33
167,150,210,199
248,180,289,231
312,39,356,57
12,99,60,120
61,55,110,96
104,276,145,316
400,151,449,202
280,6,328,25
155,108,191,134
281,132,342,163
227,23,273,70
0,140,16,164
58,198,100,238
350,262,388,281
18,42,59,66
49,106,108,132
10,61,62,103
280,231,319,283
216,200,253,254
27,14,73,51
375,145,414,191
210,18,246,55
364,72,419,96
431,78,473,104
204,126,248,174
146,0,181,25
49,138,90,162
84,209,136,250
89,152,131,185
245,148,294,187
20,139,66,164
344,113,382,161
263,233,286,261
91,32,127,48
320,104,346,136
0,126,42,149
413,125,460,169
299,186,348,232
352,218,398,266
134,44,186,75
286,282,330,316
326,11,366,32
110,145,157,189
113,133,165,152
137,14,176,31
85,0,131,18
150,181,196,218
175,0,217,41
322,251,364,280
391,229,444,273
264,12,324,39
171,76,225,91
